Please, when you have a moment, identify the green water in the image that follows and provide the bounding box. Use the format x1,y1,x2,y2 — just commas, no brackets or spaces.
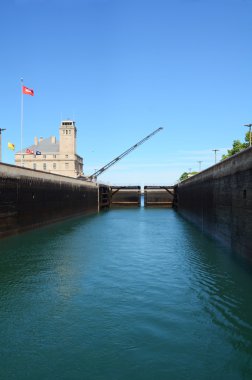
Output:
0,207,252,380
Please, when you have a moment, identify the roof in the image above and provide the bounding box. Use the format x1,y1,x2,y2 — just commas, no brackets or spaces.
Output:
17,137,59,154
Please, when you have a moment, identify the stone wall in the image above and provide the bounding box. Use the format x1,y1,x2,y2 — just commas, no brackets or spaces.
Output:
0,163,98,238
175,147,252,261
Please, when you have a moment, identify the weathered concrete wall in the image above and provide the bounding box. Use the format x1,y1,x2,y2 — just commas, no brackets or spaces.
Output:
144,186,174,207
175,147,252,261
111,186,141,207
0,163,98,238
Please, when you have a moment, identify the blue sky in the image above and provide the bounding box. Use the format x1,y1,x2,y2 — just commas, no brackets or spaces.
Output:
1,0,252,185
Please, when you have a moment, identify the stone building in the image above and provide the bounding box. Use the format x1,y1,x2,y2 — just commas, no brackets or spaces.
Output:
15,120,83,178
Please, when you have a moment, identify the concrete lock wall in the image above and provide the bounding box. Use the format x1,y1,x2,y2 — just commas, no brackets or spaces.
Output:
175,147,252,261
0,163,98,238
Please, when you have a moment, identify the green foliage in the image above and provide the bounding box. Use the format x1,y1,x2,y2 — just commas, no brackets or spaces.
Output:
179,172,189,181
245,130,251,144
222,131,250,160
179,171,198,182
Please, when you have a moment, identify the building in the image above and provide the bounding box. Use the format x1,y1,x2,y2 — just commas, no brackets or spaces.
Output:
15,120,83,178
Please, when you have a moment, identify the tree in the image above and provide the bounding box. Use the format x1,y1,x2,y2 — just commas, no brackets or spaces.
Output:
222,132,250,160
179,172,189,181
245,130,251,145
179,171,198,182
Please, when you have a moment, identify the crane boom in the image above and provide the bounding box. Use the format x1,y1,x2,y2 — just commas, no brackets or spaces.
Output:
89,127,163,180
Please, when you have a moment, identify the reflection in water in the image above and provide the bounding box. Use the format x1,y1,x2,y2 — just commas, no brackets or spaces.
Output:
0,208,252,380
179,218,252,374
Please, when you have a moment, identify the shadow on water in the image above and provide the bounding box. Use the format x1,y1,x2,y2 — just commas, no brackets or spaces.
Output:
0,213,99,293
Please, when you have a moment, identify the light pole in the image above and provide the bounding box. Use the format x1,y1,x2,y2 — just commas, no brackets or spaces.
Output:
244,124,252,147
0,128,6,162
212,149,219,164
197,161,203,171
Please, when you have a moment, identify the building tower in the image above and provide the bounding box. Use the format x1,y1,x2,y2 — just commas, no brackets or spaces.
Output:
59,120,77,154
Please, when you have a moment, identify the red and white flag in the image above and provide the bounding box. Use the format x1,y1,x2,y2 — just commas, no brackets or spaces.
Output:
22,86,34,96
26,148,34,154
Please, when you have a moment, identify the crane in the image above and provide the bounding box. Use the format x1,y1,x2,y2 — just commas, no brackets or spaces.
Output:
88,127,163,180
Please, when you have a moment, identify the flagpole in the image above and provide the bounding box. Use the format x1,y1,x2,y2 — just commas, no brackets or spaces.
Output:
21,77,24,167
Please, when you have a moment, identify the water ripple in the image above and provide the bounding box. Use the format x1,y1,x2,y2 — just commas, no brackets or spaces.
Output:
1,209,252,379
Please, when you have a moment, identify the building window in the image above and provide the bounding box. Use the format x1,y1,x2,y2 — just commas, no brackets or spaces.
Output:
65,162,69,169
66,130,68,135
33,163,36,170
65,154,68,158
63,130,65,134
43,155,46,159
53,163,56,169
43,163,46,170
53,154,57,158
69,130,71,135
